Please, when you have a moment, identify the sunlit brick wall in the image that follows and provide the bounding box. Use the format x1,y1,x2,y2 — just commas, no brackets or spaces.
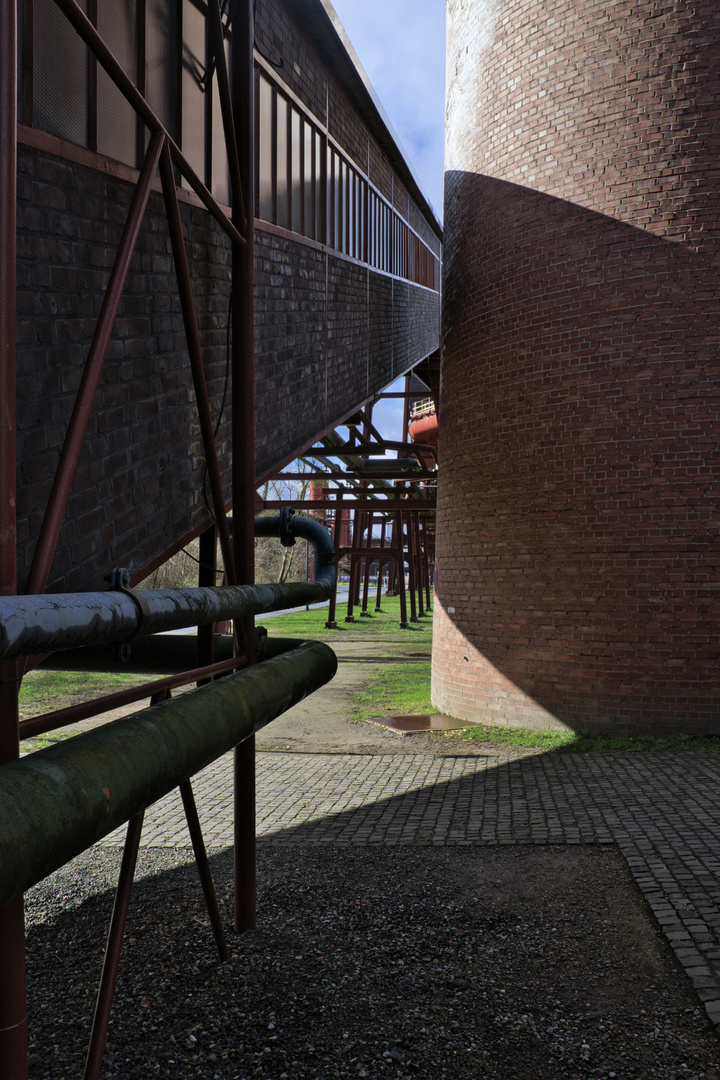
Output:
433,0,720,734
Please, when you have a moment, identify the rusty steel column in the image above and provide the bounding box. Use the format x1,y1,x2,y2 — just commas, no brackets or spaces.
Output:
412,511,425,619
421,518,432,610
394,511,409,629
361,511,373,615
231,0,257,933
345,509,360,622
0,1,27,1073
403,510,418,622
375,519,387,611
325,496,344,629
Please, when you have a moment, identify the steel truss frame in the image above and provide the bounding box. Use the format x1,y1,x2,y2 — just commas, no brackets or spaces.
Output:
257,392,437,632
0,0,256,1075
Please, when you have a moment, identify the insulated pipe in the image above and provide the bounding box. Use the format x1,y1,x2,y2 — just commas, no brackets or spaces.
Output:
251,511,335,588
0,515,335,660
0,639,337,909
0,582,327,659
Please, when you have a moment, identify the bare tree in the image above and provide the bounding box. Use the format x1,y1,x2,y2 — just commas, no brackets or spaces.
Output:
255,461,315,584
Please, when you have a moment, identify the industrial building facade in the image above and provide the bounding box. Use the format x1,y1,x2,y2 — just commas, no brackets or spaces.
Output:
13,0,441,594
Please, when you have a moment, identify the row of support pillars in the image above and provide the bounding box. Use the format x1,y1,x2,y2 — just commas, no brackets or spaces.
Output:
324,502,434,630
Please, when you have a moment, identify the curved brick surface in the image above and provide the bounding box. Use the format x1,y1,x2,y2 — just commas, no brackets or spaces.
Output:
434,0,720,733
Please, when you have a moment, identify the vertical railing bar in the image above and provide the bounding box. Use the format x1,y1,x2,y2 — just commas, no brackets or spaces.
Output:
24,131,166,595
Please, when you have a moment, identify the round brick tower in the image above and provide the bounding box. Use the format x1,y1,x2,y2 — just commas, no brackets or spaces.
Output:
433,0,720,734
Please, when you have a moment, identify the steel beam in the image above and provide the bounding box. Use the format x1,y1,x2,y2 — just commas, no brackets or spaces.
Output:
0,0,28,1071
159,143,236,583
231,0,257,933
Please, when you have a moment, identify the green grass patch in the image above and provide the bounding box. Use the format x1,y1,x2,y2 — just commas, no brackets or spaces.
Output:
456,724,720,754
261,593,433,644
353,659,437,720
19,668,155,720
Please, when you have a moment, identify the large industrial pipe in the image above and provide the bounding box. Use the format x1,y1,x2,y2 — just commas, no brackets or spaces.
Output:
251,509,335,586
0,639,336,909
0,514,334,660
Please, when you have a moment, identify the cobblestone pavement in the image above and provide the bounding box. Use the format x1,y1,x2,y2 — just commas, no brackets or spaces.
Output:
101,747,720,1028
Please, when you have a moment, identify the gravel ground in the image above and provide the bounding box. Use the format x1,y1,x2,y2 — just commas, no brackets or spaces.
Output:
25,842,720,1080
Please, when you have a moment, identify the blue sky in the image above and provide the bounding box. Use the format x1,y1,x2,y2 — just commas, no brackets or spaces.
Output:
329,0,446,223
329,1,446,441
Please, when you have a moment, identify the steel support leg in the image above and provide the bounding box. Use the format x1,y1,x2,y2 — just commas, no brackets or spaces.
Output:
325,498,343,628
83,812,144,1080
395,511,409,629
412,511,425,618
0,3,26,1073
231,0,257,935
180,780,230,961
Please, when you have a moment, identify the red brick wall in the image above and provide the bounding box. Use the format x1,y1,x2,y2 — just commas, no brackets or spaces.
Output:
433,0,720,734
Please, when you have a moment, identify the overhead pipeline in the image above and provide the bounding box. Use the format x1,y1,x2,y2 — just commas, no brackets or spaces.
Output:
0,513,334,660
0,638,337,908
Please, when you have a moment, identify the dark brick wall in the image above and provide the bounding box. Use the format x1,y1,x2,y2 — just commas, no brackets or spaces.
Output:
16,145,232,593
327,79,368,175
14,0,441,593
433,0,720,735
255,229,328,474
254,0,328,123
368,275,394,391
326,257,368,417
368,139,393,205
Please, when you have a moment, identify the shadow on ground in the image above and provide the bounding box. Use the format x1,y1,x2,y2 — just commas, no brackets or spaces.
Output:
25,843,720,1079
